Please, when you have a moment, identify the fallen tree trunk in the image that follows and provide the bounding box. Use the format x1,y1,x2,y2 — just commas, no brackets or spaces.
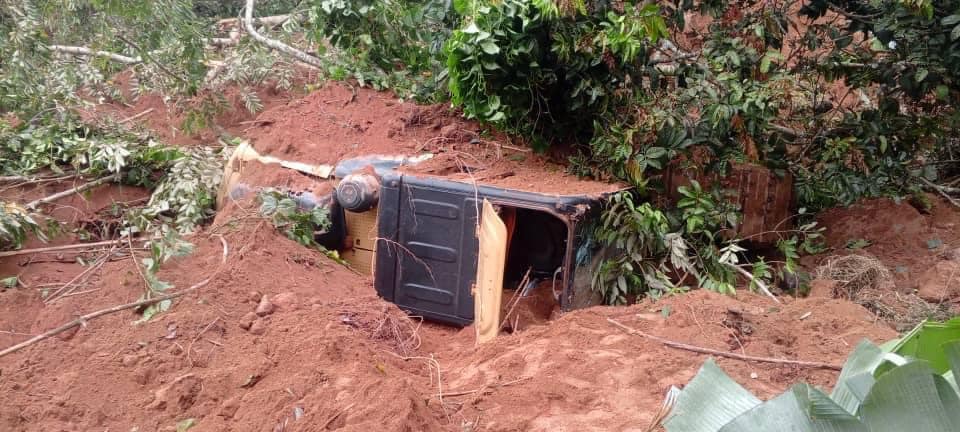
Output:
243,0,324,69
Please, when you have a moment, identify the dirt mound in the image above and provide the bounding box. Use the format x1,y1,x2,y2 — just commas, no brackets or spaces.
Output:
809,197,960,301
431,290,894,430
1,208,899,432
82,72,306,147
242,83,624,196
1,84,952,431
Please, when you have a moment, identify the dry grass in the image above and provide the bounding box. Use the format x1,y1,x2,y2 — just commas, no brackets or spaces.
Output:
340,304,423,355
815,254,952,331
815,254,895,299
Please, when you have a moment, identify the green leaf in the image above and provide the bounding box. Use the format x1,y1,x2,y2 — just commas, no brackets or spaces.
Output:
951,24,960,41
942,15,960,26
860,361,957,432
831,341,886,414
176,418,197,432
664,359,761,432
916,68,929,82
719,384,866,432
890,319,960,374
946,341,960,390
480,40,500,55
1,276,16,288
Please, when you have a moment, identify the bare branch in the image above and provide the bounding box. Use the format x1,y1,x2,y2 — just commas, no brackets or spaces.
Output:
608,318,841,370
243,0,324,69
218,14,296,27
49,45,141,64
26,175,118,210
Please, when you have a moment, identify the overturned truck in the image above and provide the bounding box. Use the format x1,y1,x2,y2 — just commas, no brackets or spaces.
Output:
223,145,794,334
332,155,625,329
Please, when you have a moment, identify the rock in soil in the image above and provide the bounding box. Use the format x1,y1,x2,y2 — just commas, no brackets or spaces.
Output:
916,260,960,302
255,295,275,317
239,312,257,330
271,292,300,311
249,318,267,336
219,396,240,419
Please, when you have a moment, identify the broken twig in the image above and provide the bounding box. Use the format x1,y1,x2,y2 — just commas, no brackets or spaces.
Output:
442,376,531,397
607,318,841,371
920,177,960,208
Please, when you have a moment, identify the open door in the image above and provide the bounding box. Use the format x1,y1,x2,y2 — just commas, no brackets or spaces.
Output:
475,199,507,344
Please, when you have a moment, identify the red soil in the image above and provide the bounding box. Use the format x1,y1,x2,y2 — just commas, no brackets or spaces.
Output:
811,197,960,292
0,82,955,432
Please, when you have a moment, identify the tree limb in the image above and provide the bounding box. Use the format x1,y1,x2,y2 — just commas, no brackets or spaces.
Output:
920,177,960,208
26,175,118,210
0,280,203,358
49,45,141,64
218,14,296,27
0,238,131,258
243,0,324,69
607,318,841,370
728,264,781,304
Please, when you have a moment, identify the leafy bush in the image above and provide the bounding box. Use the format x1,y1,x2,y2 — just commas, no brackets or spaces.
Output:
445,0,667,146
593,183,746,303
309,0,456,100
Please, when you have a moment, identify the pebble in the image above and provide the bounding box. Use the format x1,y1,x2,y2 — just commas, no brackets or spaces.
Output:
219,397,240,419
249,318,267,336
271,292,300,311
121,354,140,367
239,312,257,330
255,295,275,317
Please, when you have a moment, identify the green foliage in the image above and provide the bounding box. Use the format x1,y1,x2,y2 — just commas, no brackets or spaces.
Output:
0,201,44,250
445,0,667,145
125,146,225,235
257,189,332,248
309,0,456,100
135,230,194,322
594,185,747,303
1,0,209,120
0,118,145,176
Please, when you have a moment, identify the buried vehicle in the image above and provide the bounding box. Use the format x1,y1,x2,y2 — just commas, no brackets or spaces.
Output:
222,144,795,334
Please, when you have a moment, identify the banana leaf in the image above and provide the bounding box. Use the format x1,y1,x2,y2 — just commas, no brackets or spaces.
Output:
664,339,960,432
